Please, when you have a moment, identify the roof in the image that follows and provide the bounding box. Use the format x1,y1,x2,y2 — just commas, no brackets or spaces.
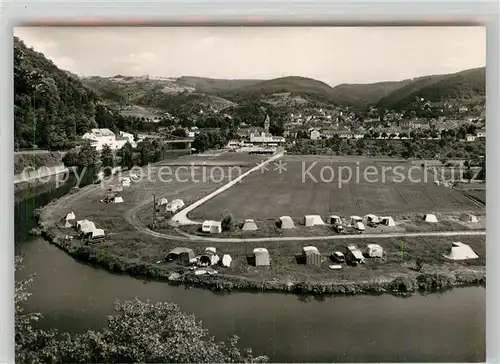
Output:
90,128,115,137
303,246,320,255
168,247,194,255
253,247,269,255
350,215,362,220
280,216,293,221
202,220,221,226
367,244,382,249
351,250,364,259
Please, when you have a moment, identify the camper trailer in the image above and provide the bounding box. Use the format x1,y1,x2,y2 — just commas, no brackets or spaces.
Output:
365,244,384,258
345,245,364,266
302,246,322,266
202,220,222,234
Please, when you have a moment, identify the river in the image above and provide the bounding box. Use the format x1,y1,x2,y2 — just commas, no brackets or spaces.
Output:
14,174,485,363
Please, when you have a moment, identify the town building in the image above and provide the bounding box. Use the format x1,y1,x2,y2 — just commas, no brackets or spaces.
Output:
82,129,137,151
476,129,486,138
310,129,321,140
466,134,477,142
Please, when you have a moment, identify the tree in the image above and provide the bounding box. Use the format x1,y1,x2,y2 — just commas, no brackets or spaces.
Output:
118,142,135,169
101,144,114,167
171,128,188,138
78,144,100,167
62,149,80,167
15,255,268,364
221,214,234,232
192,133,210,153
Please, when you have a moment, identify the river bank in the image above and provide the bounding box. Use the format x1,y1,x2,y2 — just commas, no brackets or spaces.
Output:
36,205,486,296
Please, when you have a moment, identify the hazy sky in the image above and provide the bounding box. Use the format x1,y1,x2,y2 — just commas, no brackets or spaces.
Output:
14,26,485,86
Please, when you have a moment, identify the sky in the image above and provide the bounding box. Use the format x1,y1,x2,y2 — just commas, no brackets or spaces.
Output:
14,26,485,86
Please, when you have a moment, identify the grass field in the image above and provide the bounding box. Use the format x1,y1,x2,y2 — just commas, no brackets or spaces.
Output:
189,155,484,222
39,152,486,292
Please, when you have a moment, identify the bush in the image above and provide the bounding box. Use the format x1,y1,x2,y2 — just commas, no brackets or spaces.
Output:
221,214,234,232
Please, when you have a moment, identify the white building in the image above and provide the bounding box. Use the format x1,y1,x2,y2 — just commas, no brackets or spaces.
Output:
310,129,321,140
476,129,486,138
249,132,285,145
82,129,137,151
466,134,477,142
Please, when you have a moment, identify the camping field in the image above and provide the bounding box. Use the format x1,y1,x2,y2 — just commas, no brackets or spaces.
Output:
188,155,485,221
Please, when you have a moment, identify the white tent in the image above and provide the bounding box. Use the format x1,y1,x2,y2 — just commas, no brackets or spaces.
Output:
279,216,295,229
364,214,379,224
253,248,270,266
62,212,76,228
90,228,105,239
77,220,96,232
304,215,325,227
121,179,131,187
354,221,366,231
350,215,363,226
379,216,396,227
365,244,384,258
202,220,222,234
221,254,232,267
199,249,220,266
166,199,185,213
443,242,478,260
424,213,438,223
242,219,258,231
460,213,479,223
65,212,76,221
80,224,96,235
329,215,341,225
113,196,124,204
157,197,168,206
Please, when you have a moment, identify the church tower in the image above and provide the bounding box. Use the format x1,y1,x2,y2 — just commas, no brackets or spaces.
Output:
264,114,270,133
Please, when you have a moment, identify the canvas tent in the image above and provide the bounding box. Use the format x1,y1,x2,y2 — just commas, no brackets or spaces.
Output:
364,214,379,225
166,199,185,213
279,216,295,229
253,248,270,266
157,197,168,206
199,249,220,266
113,196,124,204
328,215,341,225
424,213,438,223
62,212,76,228
345,245,364,265
304,215,325,227
242,219,258,231
365,244,384,258
443,242,478,261
379,216,396,227
354,221,366,231
221,254,232,267
166,247,195,264
83,228,105,240
302,246,322,266
460,213,479,223
350,215,363,226
120,177,131,187
202,220,222,234
77,220,96,232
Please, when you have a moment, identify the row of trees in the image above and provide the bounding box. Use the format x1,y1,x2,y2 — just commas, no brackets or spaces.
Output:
15,255,268,363
287,137,485,162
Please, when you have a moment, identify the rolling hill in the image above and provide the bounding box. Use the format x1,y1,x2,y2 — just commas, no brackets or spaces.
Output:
375,67,486,111
82,67,486,114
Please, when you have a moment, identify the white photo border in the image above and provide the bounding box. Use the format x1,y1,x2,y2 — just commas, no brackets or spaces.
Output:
1,1,498,363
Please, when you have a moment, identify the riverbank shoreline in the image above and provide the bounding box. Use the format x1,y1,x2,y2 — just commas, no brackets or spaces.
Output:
36,208,486,297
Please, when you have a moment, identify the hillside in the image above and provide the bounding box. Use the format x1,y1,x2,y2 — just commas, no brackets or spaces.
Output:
375,67,486,111
329,80,414,107
176,76,263,93
83,75,236,114
215,76,341,105
14,37,100,150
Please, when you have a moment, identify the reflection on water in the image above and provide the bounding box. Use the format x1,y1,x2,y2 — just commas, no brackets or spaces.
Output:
14,174,486,363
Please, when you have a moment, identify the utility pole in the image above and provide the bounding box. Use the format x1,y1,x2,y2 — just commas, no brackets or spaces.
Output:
152,194,157,228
